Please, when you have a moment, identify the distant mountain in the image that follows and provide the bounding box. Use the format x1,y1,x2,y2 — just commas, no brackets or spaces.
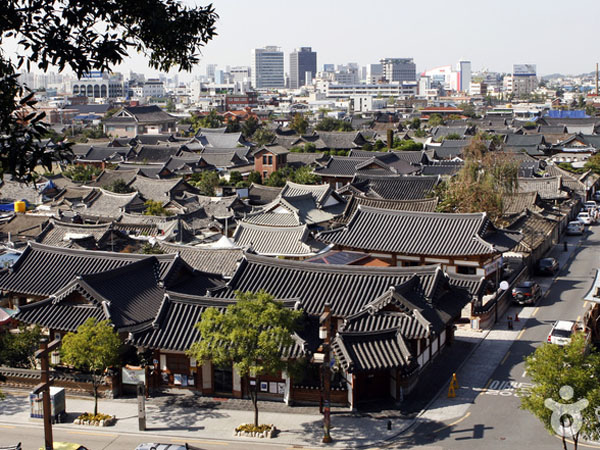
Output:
542,72,596,80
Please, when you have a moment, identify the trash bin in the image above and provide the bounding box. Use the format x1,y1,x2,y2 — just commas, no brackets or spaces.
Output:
29,386,66,423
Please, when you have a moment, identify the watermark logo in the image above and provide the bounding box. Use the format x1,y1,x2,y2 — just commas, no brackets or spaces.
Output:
544,385,589,436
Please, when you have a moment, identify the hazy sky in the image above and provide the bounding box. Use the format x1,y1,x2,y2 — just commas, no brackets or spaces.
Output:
6,0,600,78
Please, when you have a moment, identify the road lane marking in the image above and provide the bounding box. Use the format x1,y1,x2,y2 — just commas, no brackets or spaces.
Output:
478,378,492,396
577,315,581,323
500,351,511,365
0,425,16,429
517,328,527,340
532,307,540,317
433,412,471,433
555,435,600,448
67,430,118,437
584,301,589,308
484,379,532,397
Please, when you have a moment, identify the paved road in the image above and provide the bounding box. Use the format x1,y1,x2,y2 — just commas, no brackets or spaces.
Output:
391,228,600,450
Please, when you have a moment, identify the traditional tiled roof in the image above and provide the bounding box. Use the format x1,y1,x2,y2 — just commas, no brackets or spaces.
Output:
211,253,463,317
517,176,567,200
506,209,559,254
104,106,176,125
91,169,139,188
431,126,472,140
130,176,187,203
314,156,389,178
115,163,168,179
135,134,179,146
286,152,327,168
196,131,246,148
129,145,182,163
350,174,440,200
0,242,178,297
280,181,336,205
232,222,324,257
421,163,463,176
36,219,112,248
337,195,438,224
315,131,365,150
158,241,243,277
505,134,546,147
543,164,586,196
0,179,42,204
0,214,50,243
76,188,146,219
247,184,283,206
197,152,248,168
502,192,541,217
317,207,521,257
76,146,134,163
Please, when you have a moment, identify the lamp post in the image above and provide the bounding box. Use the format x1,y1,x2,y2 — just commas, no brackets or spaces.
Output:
319,303,333,444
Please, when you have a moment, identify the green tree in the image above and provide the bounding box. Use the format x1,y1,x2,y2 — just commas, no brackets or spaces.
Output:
61,318,121,416
187,291,302,427
247,171,262,185
393,139,423,151
63,164,102,183
291,166,321,185
586,104,596,117
428,114,445,127
314,117,353,132
190,170,220,195
0,324,43,368
407,118,421,130
1,0,217,182
264,170,287,187
165,98,176,113
226,117,241,133
104,179,134,194
584,153,600,174
241,116,260,139
192,110,223,132
143,199,173,216
443,133,462,140
142,243,165,254
458,103,477,118
252,128,275,146
520,333,600,450
374,139,387,151
290,113,309,135
228,171,243,185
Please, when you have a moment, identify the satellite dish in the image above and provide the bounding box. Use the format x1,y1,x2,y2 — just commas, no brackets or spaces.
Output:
499,281,510,291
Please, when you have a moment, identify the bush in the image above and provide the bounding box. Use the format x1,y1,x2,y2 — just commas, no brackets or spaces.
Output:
235,423,273,433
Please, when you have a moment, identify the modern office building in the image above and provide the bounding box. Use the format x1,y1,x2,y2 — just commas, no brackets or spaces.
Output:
457,60,471,93
289,47,317,89
504,64,538,97
71,71,124,98
380,58,416,83
251,46,285,89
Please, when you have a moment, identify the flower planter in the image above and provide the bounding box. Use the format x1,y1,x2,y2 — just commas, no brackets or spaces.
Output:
74,414,116,427
234,424,277,439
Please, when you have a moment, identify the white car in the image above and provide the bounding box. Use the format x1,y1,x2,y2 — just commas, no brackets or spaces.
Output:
547,320,578,346
577,211,593,225
567,220,585,235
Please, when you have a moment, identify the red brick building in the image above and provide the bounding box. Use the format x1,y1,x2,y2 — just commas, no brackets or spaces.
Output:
253,145,289,180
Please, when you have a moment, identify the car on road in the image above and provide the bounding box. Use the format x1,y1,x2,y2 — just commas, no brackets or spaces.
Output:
577,211,593,225
547,320,578,346
567,220,585,235
512,281,542,305
135,444,197,450
536,257,559,276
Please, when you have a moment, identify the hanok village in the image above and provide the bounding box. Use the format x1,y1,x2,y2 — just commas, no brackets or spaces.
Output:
1,104,599,410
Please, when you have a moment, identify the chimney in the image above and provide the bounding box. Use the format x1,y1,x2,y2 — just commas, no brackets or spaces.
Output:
387,129,394,150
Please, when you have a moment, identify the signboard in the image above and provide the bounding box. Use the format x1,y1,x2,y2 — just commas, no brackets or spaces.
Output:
484,257,503,277
513,64,536,76
122,366,145,385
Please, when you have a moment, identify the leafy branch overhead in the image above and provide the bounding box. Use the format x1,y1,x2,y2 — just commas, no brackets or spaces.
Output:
0,0,218,181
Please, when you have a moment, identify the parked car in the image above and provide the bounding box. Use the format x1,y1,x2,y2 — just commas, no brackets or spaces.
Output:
512,281,541,305
577,211,593,225
536,257,559,276
547,320,578,346
567,220,585,235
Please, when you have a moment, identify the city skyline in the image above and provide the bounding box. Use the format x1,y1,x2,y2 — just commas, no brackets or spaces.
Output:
4,0,600,79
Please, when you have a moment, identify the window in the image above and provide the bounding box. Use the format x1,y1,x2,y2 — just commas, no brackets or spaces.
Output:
263,171,268,179
268,155,273,165
456,265,477,275
262,155,267,164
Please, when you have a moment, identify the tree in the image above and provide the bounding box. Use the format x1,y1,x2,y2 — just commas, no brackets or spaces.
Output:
241,116,260,139
584,153,600,174
290,113,309,135
520,333,600,450
226,117,241,133
252,128,275,146
61,318,121,416
165,98,176,113
190,170,220,196
1,0,217,182
0,324,42,368
143,199,173,216
443,133,462,140
247,171,262,185
393,139,423,151
407,117,421,130
264,170,287,187
428,114,445,127
63,164,102,183
192,110,223,132
314,117,353,132
228,171,243,185
104,179,134,194
142,242,164,254
187,291,302,427
291,166,321,185
436,139,519,224
586,104,596,117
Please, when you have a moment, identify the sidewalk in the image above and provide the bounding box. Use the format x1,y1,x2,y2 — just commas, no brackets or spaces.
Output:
0,388,410,449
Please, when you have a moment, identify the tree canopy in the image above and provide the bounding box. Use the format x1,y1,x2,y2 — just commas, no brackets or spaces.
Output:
315,117,353,132
520,333,600,450
187,291,302,426
143,199,173,216
1,0,218,181
189,170,220,196
61,318,121,415
289,113,309,135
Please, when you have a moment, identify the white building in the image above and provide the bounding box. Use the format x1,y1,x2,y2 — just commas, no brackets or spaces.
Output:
251,46,285,89
350,95,388,112
366,64,383,84
230,66,251,85
457,60,471,93
71,71,124,98
504,64,538,97
322,82,417,99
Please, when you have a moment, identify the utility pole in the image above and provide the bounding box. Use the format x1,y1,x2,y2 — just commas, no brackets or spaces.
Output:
320,303,333,444
33,338,61,450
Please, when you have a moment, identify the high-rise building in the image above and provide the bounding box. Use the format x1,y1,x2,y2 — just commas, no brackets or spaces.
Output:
366,64,383,84
289,47,317,89
457,60,471,93
230,66,251,85
251,46,284,89
504,64,538,97
323,64,335,72
380,58,416,83
206,64,217,82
